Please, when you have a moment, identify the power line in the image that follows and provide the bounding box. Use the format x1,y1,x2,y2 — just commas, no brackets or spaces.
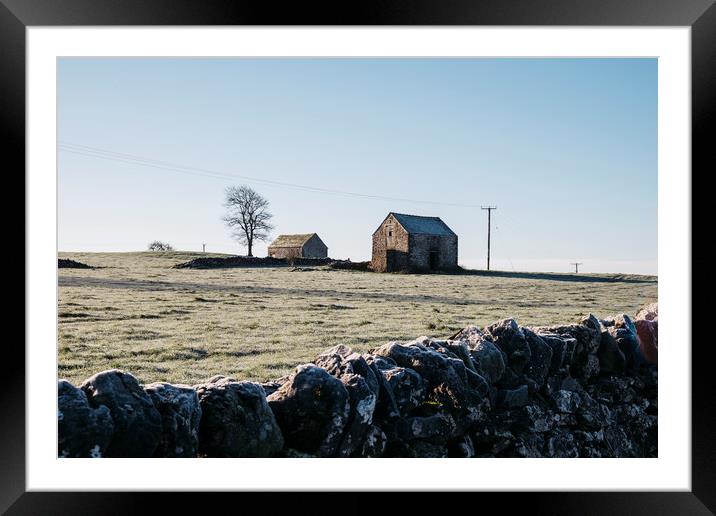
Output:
58,142,484,209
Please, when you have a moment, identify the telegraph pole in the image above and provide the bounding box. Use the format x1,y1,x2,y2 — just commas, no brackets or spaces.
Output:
481,206,497,270
571,262,583,273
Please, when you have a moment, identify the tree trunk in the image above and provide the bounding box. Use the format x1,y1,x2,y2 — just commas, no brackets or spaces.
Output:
247,239,253,257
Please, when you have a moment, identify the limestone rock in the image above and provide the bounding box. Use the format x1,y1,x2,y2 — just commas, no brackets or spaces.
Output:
195,378,283,457
144,382,201,457
551,389,581,414
485,319,531,374
80,370,162,457
58,380,114,458
355,424,387,457
635,302,658,322
522,328,553,386
496,385,529,408
379,366,426,416
635,318,658,364
597,330,626,375
336,373,377,457
603,314,643,368
467,338,506,384
267,364,350,457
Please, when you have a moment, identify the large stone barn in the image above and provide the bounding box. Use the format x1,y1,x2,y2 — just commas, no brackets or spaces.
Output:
267,233,328,259
371,212,458,272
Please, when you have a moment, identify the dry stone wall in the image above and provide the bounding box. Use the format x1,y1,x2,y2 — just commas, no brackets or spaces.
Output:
173,255,336,269
58,307,658,458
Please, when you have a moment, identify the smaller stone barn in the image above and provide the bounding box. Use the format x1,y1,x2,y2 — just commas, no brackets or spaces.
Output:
267,233,328,259
372,213,458,272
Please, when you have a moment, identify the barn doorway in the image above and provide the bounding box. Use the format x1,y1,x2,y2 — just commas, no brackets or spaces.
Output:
429,251,439,270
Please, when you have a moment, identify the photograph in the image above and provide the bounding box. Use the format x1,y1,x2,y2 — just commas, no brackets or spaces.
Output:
56,56,659,459
4,0,710,507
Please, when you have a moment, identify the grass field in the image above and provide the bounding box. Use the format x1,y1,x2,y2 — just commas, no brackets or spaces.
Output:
58,251,657,385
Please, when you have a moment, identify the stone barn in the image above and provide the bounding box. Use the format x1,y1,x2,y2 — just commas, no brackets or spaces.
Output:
267,233,328,259
372,212,458,272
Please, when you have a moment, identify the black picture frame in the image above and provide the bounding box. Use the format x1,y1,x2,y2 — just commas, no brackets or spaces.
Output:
5,0,713,513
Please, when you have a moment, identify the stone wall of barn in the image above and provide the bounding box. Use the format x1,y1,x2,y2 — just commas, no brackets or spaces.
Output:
408,233,458,271
371,214,410,272
302,236,328,259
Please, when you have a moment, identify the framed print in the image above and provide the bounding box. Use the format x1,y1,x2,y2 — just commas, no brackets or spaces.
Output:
5,0,714,512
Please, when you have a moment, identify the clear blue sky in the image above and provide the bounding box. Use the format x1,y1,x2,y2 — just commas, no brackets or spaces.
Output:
58,58,657,274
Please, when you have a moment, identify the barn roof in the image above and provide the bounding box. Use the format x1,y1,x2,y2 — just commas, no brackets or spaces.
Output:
268,233,318,248
389,213,456,236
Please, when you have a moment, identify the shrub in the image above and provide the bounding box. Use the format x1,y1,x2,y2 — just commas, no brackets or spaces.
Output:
148,241,174,251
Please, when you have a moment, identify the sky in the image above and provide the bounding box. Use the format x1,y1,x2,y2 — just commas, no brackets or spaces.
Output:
57,58,657,274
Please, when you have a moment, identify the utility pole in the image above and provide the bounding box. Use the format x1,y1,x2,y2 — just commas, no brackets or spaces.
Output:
571,262,583,273
202,243,206,253
481,206,497,271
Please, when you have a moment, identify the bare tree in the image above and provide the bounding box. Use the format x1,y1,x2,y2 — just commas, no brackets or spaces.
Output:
148,241,174,251
222,185,274,257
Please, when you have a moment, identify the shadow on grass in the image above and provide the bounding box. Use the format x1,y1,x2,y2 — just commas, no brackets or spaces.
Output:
454,269,657,284
59,275,488,305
